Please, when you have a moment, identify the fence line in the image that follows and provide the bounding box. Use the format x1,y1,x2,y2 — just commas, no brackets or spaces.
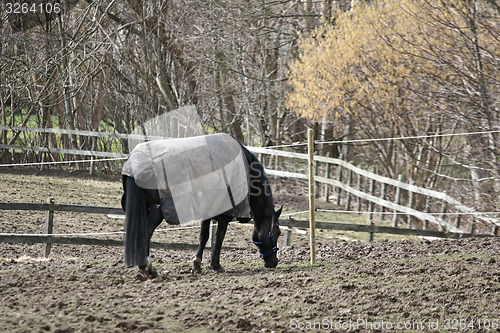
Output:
2,142,498,233
0,125,169,141
1,127,499,256
0,143,127,159
0,157,127,168
280,219,493,239
0,199,243,257
0,234,200,251
5,125,499,156
250,146,500,229
1,201,495,256
316,129,500,146
0,202,123,215
2,143,498,233
316,209,500,216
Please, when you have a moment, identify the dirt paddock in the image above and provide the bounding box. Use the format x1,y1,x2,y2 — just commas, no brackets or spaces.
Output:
0,169,499,332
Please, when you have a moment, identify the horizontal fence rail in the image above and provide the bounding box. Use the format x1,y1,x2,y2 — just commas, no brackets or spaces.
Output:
0,234,199,251
0,125,170,141
0,202,124,215
279,219,492,239
1,201,495,254
0,144,127,159
0,199,244,256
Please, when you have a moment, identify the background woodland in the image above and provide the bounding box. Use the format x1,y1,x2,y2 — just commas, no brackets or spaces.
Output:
1,0,500,211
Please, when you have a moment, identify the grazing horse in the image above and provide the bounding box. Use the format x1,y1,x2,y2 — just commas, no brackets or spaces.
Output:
121,134,282,279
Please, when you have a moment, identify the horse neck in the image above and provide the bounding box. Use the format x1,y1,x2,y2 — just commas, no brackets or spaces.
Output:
248,162,274,232
239,143,274,232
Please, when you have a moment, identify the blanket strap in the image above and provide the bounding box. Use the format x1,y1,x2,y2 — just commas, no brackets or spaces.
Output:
221,167,236,209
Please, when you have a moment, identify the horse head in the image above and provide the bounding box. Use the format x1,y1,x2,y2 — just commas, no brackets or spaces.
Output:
253,205,283,268
240,143,283,269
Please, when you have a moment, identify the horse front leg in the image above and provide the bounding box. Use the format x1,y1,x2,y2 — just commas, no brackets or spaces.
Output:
210,216,231,273
192,219,211,274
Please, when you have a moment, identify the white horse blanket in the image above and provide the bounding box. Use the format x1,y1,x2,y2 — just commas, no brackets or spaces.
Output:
122,133,250,225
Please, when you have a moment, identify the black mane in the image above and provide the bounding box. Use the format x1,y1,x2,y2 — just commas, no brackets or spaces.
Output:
239,143,275,224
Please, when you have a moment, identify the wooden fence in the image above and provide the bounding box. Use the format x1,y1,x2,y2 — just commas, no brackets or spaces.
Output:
1,124,497,234
0,125,130,159
0,198,494,260
1,126,499,257
249,146,500,238
0,199,203,258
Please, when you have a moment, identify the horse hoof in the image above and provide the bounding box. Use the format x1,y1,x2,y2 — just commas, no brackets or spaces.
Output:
190,267,202,274
191,258,202,274
191,263,202,274
191,265,202,274
136,271,149,281
212,266,225,273
147,266,158,279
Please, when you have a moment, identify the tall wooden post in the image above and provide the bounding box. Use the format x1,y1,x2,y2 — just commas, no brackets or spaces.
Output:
307,129,316,265
44,197,55,258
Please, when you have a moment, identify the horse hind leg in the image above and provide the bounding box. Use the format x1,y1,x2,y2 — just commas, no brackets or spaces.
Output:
137,260,159,281
137,203,163,281
210,216,231,273
192,219,211,274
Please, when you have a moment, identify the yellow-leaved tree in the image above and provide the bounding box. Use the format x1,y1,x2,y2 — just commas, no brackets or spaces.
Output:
287,0,500,210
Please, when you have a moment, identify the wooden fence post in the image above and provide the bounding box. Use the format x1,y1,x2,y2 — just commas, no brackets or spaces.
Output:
407,181,415,228
345,169,353,211
423,196,431,230
323,153,331,202
380,182,387,221
470,218,476,235
315,160,320,198
392,174,403,227
356,174,362,214
366,177,375,242
439,202,447,232
283,227,292,247
455,214,461,230
336,154,344,205
307,129,316,265
90,156,95,175
44,197,55,258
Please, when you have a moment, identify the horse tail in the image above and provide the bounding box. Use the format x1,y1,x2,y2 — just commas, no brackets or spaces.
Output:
123,175,149,267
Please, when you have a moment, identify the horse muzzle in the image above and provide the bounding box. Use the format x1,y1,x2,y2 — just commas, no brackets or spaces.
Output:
264,256,279,268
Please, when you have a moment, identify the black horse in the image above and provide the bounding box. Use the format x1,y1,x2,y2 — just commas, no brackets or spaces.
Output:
121,136,282,280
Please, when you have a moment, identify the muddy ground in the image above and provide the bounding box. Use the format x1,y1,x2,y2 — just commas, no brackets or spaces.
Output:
0,169,499,332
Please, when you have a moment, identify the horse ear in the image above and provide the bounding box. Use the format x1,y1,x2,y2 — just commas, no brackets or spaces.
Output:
275,205,283,219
